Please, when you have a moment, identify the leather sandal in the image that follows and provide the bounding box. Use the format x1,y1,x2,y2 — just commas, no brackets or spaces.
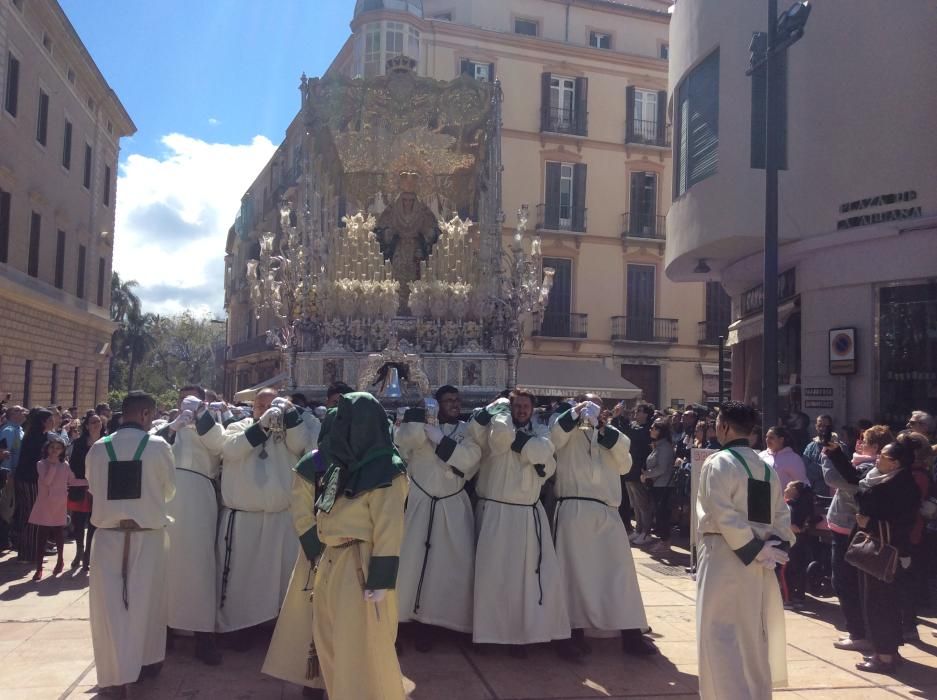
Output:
855,657,897,674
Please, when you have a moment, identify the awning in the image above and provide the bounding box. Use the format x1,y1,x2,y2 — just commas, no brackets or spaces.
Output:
517,358,642,400
233,371,290,403
725,300,798,347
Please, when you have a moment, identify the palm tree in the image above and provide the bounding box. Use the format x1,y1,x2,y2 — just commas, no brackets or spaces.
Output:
110,271,141,324
114,310,157,390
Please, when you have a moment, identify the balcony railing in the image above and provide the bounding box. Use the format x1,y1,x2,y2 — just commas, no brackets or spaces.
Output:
611,316,678,343
698,321,727,346
535,203,587,233
541,106,588,137
626,119,671,147
621,213,666,240
533,312,588,339
230,335,273,359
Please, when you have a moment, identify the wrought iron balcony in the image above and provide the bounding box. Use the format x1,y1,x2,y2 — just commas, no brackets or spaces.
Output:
535,203,587,233
611,316,678,343
698,321,727,346
541,106,588,137
533,312,588,339
626,119,671,147
621,213,666,240
229,335,272,359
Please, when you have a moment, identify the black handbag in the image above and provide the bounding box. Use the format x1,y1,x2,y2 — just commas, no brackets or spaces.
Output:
845,521,899,583
67,485,88,502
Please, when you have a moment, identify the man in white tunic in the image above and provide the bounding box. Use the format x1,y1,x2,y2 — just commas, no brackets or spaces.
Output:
154,385,224,665
217,389,312,646
472,390,571,655
697,401,794,700
550,395,658,658
395,385,482,650
86,391,175,698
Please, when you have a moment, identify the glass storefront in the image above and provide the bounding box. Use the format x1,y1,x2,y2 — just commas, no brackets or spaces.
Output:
878,281,937,425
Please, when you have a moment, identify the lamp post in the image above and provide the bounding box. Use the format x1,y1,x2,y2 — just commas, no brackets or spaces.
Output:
488,205,555,389
748,1,810,429
209,318,228,399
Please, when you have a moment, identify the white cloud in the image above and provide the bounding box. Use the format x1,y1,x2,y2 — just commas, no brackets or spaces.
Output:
207,117,220,126
113,133,276,316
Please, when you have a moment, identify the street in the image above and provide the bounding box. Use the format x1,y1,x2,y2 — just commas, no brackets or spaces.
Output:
2,541,935,699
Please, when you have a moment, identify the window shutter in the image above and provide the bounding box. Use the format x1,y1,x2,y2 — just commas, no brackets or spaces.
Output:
572,163,587,232
544,162,561,230
460,58,471,77
0,190,10,264
540,72,552,132
625,85,636,142
575,77,588,136
656,90,667,146
687,51,719,186
488,63,496,83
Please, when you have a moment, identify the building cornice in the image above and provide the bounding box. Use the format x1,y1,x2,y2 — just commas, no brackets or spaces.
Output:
543,0,672,24
40,0,136,136
342,9,669,74
0,263,116,334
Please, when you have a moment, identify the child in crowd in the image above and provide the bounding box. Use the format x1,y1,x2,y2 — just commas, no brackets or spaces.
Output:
782,480,814,608
28,434,78,581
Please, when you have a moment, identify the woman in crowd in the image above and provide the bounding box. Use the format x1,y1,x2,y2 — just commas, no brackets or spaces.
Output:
67,412,103,571
14,408,55,562
692,421,708,449
851,440,921,673
761,426,808,490
896,431,932,642
823,425,893,653
643,418,675,555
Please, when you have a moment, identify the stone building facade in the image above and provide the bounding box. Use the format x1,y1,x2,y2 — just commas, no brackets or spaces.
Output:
0,0,134,409
666,0,937,425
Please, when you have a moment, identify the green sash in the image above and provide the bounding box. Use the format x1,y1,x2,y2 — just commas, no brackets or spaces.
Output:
103,433,150,462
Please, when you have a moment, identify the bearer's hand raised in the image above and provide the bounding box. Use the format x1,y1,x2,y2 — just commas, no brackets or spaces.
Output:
486,397,510,412
181,395,202,415
259,406,282,429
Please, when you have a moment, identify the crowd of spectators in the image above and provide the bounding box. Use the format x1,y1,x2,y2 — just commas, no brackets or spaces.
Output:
1,388,934,677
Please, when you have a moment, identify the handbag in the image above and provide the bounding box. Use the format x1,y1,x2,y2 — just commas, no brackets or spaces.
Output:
845,521,899,583
67,485,88,502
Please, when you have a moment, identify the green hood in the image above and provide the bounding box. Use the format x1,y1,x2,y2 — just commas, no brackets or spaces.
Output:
316,392,406,511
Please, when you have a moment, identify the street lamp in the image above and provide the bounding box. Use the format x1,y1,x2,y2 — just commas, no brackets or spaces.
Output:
209,318,228,399
748,1,810,430
489,205,555,389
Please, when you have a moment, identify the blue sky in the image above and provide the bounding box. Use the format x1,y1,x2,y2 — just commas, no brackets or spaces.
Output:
59,1,353,315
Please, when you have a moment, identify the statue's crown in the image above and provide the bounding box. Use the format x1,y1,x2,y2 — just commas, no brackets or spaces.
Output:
398,170,420,192
387,54,417,74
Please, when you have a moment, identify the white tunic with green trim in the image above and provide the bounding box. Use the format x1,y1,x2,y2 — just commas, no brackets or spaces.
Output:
216,411,308,632
472,408,571,644
395,418,482,632
157,411,224,633
696,442,795,700
550,411,648,632
86,426,175,688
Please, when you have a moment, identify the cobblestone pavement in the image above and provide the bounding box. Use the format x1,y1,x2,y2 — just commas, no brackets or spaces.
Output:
1,541,935,699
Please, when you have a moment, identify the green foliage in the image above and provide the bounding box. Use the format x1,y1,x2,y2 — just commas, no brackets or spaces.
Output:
107,389,124,412
108,271,224,403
